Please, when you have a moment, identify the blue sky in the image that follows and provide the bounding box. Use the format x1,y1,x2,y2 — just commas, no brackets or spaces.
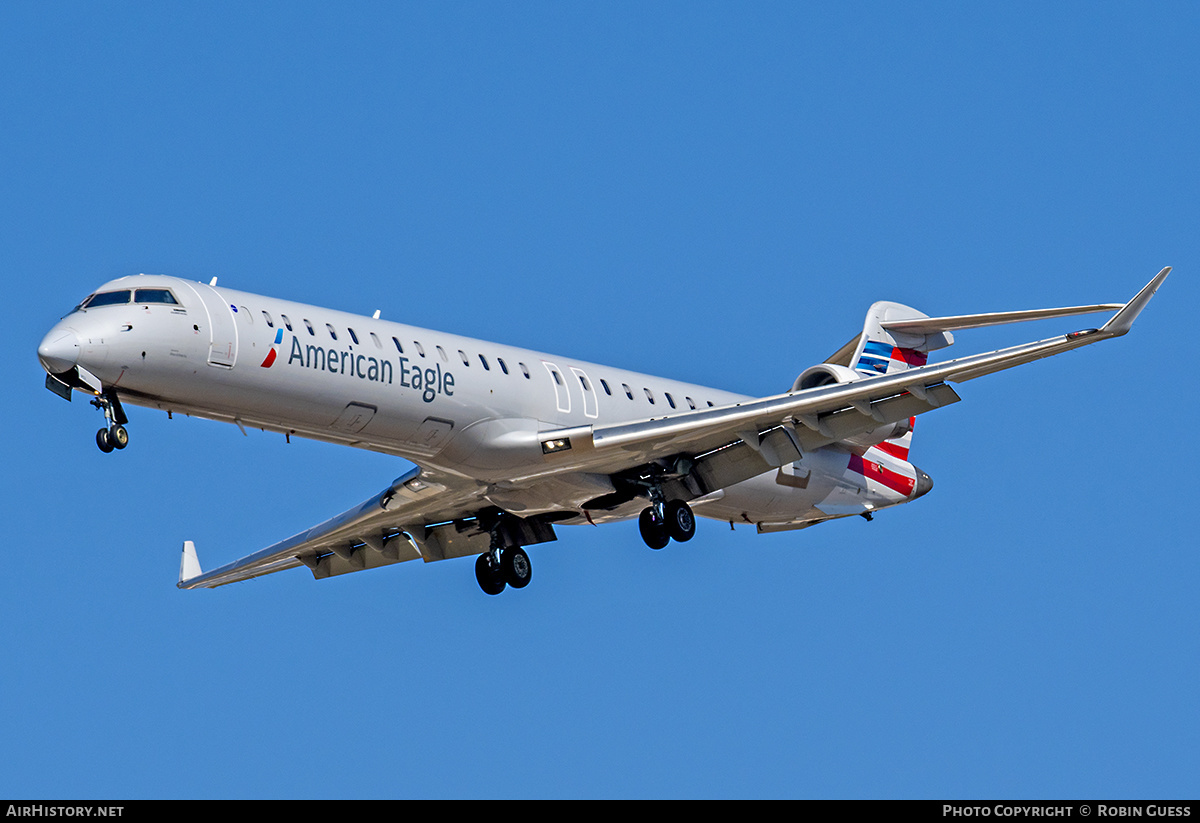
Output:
3,2,1197,798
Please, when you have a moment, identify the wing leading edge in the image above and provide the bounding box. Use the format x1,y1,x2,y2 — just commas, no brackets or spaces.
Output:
177,466,491,588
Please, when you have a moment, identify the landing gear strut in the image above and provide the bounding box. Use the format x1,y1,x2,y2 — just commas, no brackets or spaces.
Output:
91,392,129,454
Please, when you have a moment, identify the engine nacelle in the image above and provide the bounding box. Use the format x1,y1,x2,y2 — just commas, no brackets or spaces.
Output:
791,363,862,392
791,363,912,448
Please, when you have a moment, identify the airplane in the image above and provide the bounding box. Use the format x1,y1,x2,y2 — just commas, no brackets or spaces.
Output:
36,267,1171,595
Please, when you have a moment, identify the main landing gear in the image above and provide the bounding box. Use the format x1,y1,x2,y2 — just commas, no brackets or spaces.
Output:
91,392,129,454
638,499,696,550
475,546,532,595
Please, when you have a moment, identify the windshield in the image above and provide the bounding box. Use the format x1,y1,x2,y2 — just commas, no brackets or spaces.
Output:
134,288,179,304
70,288,181,313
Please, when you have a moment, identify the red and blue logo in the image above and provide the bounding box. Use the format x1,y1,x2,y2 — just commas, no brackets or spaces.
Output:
260,328,284,368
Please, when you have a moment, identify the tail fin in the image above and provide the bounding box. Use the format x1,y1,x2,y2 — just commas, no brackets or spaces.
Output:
850,301,954,378
849,302,954,459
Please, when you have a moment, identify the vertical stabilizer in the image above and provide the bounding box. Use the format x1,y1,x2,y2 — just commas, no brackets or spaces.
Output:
849,301,953,459
851,301,954,378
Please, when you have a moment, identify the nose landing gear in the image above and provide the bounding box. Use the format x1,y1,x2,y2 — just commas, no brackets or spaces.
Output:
90,392,129,454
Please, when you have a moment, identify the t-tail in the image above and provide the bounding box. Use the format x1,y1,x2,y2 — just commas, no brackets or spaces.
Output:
847,301,955,460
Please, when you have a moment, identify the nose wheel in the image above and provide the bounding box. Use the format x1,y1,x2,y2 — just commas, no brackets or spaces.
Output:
90,392,130,453
95,425,129,453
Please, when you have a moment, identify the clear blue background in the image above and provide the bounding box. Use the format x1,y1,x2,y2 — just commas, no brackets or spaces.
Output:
2,2,1196,799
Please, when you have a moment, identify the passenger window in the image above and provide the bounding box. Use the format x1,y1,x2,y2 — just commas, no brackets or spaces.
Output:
578,374,590,392
436,346,447,361
479,354,490,370
497,358,509,375
304,320,315,336
392,337,404,354
552,370,563,386
622,383,633,400
325,324,337,340
686,397,696,410
348,328,359,344
415,342,426,357
644,388,655,404
519,362,530,379
665,392,676,409
262,311,274,327
600,379,612,396
281,315,293,331
459,350,470,366
370,332,381,349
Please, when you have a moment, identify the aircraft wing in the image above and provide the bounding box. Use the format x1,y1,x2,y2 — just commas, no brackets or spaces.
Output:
177,466,494,588
533,268,1172,482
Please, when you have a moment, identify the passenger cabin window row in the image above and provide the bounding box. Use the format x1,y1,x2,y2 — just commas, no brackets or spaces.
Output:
239,300,721,407
74,290,724,409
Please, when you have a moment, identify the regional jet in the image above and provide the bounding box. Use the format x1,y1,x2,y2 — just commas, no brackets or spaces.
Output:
36,268,1171,594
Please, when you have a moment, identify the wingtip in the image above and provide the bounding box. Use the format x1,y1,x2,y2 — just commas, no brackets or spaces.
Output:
1099,266,1172,337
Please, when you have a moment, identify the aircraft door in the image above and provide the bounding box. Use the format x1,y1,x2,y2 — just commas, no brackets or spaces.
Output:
178,282,239,368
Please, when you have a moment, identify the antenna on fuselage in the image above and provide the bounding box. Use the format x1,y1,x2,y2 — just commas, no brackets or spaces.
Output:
209,277,218,286
373,310,381,319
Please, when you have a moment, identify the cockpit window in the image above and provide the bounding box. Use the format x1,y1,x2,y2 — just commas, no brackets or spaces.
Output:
134,288,179,305
81,290,132,308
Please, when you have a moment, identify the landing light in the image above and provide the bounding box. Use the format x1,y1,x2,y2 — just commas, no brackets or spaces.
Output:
541,438,572,454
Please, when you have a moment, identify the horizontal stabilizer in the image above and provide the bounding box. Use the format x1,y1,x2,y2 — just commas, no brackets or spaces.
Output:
880,303,1123,335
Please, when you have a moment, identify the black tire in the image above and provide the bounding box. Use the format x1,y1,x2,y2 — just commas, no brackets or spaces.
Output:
665,500,696,542
639,507,669,550
109,425,129,450
96,428,114,453
502,547,532,589
475,553,506,595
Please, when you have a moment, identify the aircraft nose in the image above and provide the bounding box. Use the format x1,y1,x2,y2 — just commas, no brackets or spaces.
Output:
911,466,934,499
38,327,80,374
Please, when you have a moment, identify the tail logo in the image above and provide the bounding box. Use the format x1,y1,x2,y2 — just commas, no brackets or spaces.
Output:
856,341,927,375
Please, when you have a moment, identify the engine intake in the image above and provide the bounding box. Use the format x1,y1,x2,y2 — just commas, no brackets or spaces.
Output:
792,363,862,392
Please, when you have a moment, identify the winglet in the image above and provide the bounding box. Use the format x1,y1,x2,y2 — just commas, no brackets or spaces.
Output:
1100,267,1172,337
179,540,202,586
